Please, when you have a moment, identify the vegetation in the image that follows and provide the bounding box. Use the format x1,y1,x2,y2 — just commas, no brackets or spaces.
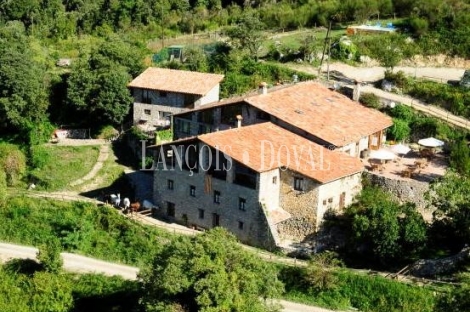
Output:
427,172,470,249
140,227,283,312
0,261,139,312
0,197,170,267
29,145,100,190
281,265,436,311
344,187,427,267
0,143,26,186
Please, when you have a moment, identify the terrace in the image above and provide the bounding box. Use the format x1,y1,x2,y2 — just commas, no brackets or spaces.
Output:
363,144,448,182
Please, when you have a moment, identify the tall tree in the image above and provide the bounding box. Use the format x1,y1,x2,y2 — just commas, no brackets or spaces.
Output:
428,171,470,246
226,12,266,61
140,227,283,312
348,187,427,265
66,37,144,127
0,22,48,134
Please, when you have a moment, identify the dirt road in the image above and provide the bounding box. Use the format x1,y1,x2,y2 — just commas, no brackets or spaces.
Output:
0,241,340,312
0,242,139,279
288,62,465,83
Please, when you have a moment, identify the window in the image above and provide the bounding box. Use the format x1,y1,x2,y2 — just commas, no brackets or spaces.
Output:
239,198,246,211
294,177,304,191
190,185,196,197
198,209,205,219
238,221,244,230
167,179,174,190
212,213,220,227
213,190,221,204
159,91,167,97
272,176,277,184
144,109,151,115
166,202,175,217
176,119,191,134
142,89,151,104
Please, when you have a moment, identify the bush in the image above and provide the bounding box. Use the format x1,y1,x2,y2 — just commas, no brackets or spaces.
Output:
359,93,381,109
0,170,6,206
0,143,27,186
388,118,411,141
96,125,119,141
37,238,63,274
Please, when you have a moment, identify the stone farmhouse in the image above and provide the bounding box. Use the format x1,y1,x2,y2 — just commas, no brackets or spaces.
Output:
144,74,393,248
151,122,364,248
173,81,392,158
128,67,224,130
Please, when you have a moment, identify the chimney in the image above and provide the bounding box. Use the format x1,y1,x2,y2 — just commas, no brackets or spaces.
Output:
236,115,243,128
258,82,268,95
352,80,361,102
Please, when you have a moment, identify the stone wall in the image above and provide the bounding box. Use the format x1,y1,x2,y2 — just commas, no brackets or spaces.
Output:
277,170,319,242
365,172,434,220
152,148,276,249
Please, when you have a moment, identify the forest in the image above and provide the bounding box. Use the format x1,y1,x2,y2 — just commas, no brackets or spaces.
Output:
1,1,470,310
1,0,470,144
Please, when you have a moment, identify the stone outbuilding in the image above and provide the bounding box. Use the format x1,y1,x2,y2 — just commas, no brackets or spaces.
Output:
128,67,224,131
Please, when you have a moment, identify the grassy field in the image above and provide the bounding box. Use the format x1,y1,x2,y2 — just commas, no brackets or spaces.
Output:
29,145,100,191
0,197,172,267
280,266,437,312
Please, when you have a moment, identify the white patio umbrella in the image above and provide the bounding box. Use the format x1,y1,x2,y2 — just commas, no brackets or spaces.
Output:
369,149,396,161
390,143,411,155
418,137,444,148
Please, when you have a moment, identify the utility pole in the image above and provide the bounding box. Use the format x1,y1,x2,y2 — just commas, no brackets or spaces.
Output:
161,5,164,49
318,21,332,79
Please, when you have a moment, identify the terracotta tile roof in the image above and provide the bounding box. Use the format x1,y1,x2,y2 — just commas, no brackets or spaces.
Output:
245,81,392,146
128,67,224,96
198,123,364,184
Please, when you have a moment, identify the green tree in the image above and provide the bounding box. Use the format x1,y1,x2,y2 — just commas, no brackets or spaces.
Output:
348,187,427,265
226,12,266,61
139,228,283,312
450,138,470,177
29,272,73,312
428,172,470,246
388,118,411,141
183,46,209,72
37,238,63,274
304,251,343,292
0,22,48,135
67,37,143,127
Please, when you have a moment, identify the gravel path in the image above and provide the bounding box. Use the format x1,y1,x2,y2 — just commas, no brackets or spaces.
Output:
288,62,465,83
0,241,340,312
70,144,109,187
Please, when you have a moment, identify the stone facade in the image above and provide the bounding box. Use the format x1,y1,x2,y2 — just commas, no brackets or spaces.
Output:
152,142,276,248
276,169,363,242
365,172,433,220
132,85,220,127
277,170,319,242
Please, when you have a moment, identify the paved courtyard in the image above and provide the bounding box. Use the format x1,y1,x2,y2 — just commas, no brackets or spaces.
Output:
363,147,448,182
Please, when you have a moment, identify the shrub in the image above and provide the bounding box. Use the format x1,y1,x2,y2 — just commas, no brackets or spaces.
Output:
0,143,27,186
359,93,381,109
37,238,63,274
388,118,411,141
0,170,6,206
450,139,470,177
96,125,119,141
